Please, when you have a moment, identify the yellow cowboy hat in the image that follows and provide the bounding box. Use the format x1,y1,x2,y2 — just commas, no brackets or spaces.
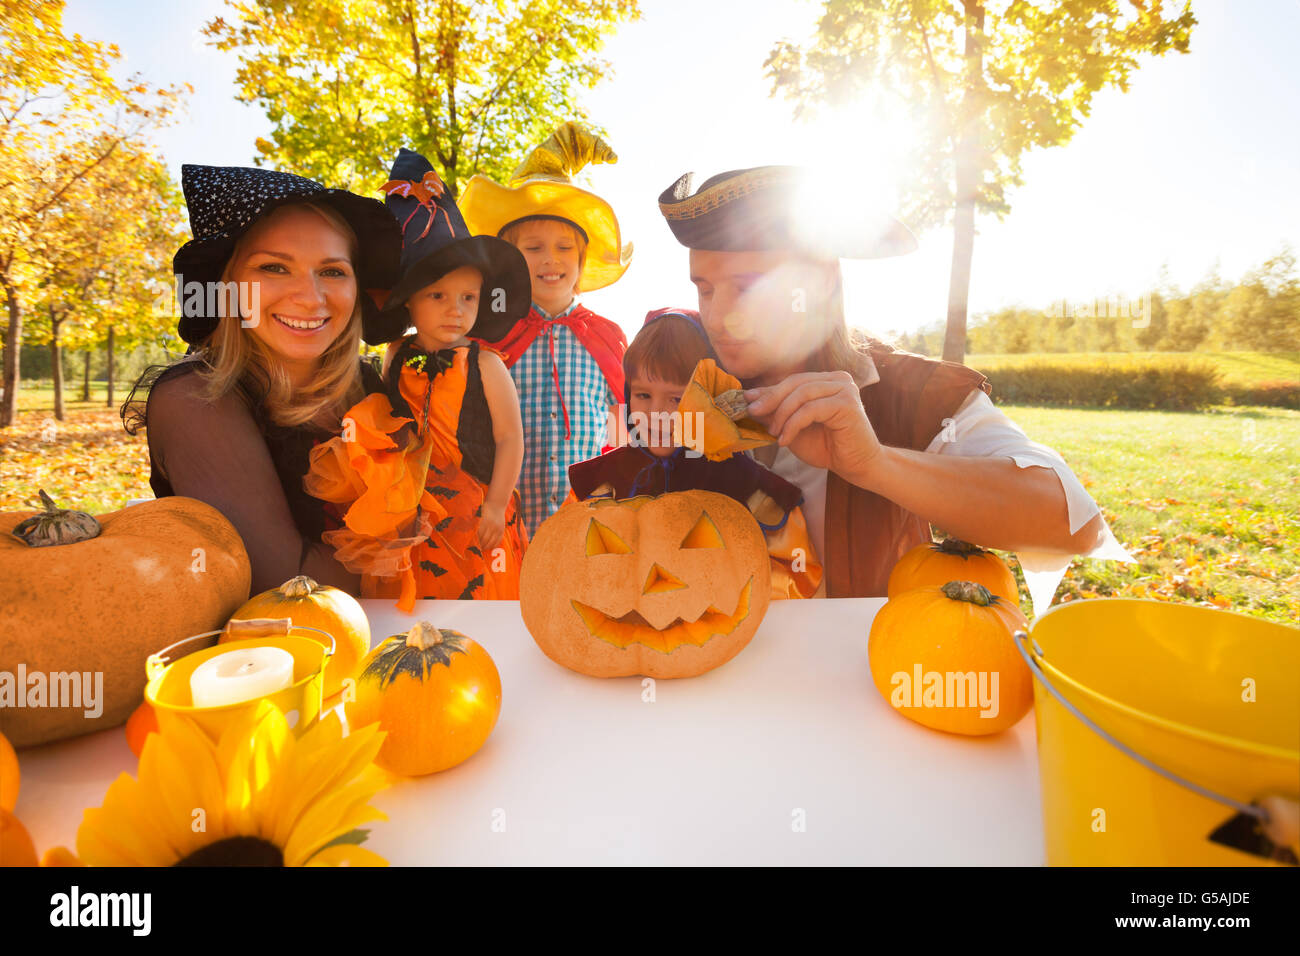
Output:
459,122,633,292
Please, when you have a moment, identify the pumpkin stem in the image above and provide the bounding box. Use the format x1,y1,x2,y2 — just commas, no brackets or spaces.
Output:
941,580,997,606
11,488,102,548
406,622,444,651
280,575,320,598
935,538,983,557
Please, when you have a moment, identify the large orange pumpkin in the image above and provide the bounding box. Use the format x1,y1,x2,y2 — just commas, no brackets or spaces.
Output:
868,580,1032,736
225,575,370,699
887,538,1020,608
519,490,771,678
0,492,251,746
346,623,501,776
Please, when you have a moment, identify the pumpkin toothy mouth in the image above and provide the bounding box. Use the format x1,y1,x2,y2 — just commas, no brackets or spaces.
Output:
570,578,754,653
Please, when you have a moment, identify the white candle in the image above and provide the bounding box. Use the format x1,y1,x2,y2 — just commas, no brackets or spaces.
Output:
189,646,295,708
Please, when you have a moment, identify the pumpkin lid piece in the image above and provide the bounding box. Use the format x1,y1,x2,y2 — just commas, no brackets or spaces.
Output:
11,489,101,548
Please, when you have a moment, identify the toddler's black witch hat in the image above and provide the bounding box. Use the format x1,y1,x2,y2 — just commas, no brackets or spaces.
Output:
172,164,403,345
658,165,917,258
371,148,532,344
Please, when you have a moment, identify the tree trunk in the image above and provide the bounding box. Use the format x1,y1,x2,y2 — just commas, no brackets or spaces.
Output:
106,325,115,407
82,350,91,402
0,274,20,428
51,307,65,421
942,0,987,365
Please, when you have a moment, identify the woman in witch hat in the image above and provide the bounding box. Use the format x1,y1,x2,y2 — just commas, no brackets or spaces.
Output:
121,164,402,595
304,148,533,612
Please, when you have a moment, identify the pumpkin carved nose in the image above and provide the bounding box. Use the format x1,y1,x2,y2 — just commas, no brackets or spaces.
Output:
643,563,686,594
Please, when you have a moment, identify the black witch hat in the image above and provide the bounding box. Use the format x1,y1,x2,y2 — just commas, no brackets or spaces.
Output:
658,165,917,259
370,148,532,344
172,164,403,346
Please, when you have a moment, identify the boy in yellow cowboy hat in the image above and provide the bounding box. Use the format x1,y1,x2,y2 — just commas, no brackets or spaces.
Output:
460,122,633,536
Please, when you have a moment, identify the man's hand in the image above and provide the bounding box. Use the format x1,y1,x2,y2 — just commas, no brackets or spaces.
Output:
743,371,884,480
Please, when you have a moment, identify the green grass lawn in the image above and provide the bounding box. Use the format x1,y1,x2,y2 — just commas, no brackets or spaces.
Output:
967,351,1300,385
997,403,1298,624
12,385,128,413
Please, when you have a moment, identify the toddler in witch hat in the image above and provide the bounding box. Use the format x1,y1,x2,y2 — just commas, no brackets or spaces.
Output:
304,148,533,611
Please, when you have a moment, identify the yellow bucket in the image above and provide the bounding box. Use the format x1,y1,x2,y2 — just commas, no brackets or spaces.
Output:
144,624,335,742
1014,599,1299,866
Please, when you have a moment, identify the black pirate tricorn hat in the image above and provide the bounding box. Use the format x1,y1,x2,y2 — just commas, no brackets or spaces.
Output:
658,165,917,258
172,164,403,346
370,148,532,344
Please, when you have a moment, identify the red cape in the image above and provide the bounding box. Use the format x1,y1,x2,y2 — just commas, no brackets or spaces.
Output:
476,303,626,401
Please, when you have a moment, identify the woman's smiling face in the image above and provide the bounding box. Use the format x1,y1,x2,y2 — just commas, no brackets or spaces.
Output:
231,204,357,365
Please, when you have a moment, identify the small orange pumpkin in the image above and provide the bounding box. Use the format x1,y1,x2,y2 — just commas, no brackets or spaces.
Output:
226,575,370,699
346,623,501,776
0,731,18,812
868,580,1032,736
887,538,1019,608
520,490,771,678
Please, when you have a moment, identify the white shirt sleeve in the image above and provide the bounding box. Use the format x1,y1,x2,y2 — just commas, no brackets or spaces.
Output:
925,391,1135,615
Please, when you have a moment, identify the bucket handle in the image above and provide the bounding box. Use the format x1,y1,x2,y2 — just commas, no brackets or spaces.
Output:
1012,629,1268,825
145,625,337,682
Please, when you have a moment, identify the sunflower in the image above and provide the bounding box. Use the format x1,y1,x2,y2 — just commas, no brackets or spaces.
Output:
70,701,389,866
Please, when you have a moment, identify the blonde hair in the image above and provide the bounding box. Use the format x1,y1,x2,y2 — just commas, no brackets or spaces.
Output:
194,200,366,429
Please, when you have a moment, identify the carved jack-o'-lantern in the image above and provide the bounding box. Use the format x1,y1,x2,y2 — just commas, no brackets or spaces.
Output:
519,490,771,678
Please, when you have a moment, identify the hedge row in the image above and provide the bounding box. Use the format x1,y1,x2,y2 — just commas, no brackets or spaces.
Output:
979,360,1298,410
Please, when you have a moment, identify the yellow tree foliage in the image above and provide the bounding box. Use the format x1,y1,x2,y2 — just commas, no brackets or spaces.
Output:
203,0,641,194
0,0,188,427
28,147,185,417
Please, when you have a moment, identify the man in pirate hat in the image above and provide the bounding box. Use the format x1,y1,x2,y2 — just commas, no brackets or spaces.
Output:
659,165,1132,609
460,122,632,536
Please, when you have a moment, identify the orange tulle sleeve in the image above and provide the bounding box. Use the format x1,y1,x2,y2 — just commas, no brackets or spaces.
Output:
304,392,447,611
677,359,776,461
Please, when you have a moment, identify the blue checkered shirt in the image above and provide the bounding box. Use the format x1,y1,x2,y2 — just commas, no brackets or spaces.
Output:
511,300,618,536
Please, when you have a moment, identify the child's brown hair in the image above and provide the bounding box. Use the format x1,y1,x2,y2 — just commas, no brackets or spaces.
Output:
623,313,717,387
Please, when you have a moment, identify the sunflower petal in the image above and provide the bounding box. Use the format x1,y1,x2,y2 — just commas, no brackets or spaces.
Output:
283,774,389,866
270,722,386,847
303,844,388,867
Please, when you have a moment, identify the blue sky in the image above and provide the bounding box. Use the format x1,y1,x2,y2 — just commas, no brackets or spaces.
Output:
64,0,1300,340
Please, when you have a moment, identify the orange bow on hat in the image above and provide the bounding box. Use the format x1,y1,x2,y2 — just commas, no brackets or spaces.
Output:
383,170,453,240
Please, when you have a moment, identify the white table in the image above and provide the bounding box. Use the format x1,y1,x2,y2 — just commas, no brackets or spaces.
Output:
15,598,1045,865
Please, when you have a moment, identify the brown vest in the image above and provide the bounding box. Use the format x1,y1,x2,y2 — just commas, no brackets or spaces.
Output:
823,345,992,597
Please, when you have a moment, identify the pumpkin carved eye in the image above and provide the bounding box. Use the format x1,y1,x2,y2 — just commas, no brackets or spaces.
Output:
585,519,631,555
680,512,725,549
